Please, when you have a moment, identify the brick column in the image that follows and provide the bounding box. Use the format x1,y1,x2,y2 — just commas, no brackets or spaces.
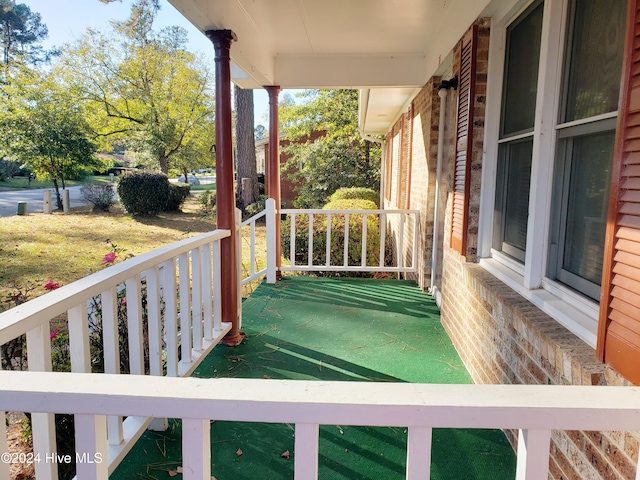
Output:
206,29,243,346
265,85,282,279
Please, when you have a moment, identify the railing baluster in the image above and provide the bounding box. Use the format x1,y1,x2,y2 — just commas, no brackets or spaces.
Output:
182,418,211,480
294,423,319,480
250,221,256,277
68,303,90,373
406,427,432,480
26,323,58,480
191,248,203,352
145,267,162,377
398,213,405,269
0,411,9,479
101,287,124,445
213,241,222,333
515,429,551,480
162,259,179,377
344,213,350,267
290,213,296,266
412,212,420,271
380,212,386,268
308,213,314,267
178,253,192,363
75,414,108,479
202,244,213,341
326,213,332,266
361,213,368,267
266,198,277,283
125,275,144,375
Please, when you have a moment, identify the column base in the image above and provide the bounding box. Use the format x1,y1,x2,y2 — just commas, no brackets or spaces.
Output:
221,330,246,346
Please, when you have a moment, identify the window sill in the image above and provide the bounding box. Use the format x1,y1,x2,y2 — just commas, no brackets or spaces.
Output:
478,257,598,348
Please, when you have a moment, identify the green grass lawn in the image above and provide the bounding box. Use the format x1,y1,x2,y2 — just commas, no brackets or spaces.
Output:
0,175,114,189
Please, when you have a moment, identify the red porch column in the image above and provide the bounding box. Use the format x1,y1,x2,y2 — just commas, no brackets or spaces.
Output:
206,29,243,346
265,85,282,279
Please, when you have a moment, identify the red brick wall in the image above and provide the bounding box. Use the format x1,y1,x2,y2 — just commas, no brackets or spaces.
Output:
385,16,640,479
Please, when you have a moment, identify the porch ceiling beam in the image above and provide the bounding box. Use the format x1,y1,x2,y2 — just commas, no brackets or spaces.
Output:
273,54,428,89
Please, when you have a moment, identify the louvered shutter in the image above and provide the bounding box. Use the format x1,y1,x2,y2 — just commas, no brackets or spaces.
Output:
597,0,640,384
450,26,478,255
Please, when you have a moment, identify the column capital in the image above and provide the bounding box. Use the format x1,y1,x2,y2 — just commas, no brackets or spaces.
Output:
264,85,281,103
205,29,237,47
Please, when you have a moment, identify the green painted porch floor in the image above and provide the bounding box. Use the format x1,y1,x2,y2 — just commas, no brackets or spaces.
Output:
112,276,516,480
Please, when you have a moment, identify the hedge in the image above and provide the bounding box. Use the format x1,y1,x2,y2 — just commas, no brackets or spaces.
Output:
165,183,190,212
117,172,170,215
328,187,380,207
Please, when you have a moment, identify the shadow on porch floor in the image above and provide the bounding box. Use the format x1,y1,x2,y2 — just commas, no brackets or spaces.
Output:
112,276,516,479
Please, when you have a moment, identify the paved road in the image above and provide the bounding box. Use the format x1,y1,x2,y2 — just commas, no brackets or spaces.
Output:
0,186,89,217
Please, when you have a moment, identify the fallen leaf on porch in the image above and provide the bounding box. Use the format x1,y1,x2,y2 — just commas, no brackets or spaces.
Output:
281,450,290,459
263,374,271,379
177,467,183,473
336,425,344,435
236,448,243,456
168,470,178,477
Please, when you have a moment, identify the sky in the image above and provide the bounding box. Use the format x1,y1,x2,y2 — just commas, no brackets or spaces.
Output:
22,0,271,126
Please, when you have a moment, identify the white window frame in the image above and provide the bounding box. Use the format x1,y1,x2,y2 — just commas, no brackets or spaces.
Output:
478,0,606,348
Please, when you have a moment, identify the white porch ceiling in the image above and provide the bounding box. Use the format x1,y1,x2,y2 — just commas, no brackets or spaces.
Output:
168,0,492,133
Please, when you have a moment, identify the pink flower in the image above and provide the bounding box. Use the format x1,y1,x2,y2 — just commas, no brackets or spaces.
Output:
102,252,117,264
120,298,127,306
44,280,60,291
50,329,59,340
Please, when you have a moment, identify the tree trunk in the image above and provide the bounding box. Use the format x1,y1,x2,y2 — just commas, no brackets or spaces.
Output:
52,179,63,210
159,155,169,174
234,85,259,211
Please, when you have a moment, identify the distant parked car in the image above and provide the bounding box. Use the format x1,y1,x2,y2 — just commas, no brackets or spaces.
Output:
177,174,200,186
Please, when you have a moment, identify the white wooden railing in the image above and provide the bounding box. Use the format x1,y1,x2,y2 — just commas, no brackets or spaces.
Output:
1,372,639,480
0,229,232,479
239,199,276,285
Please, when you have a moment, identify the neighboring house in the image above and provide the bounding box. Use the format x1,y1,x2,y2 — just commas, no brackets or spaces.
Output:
166,0,638,477
255,130,325,207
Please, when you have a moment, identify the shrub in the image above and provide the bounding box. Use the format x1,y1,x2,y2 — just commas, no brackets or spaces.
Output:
329,187,380,207
282,198,380,270
117,172,170,215
245,195,268,217
165,183,190,212
199,190,216,214
80,184,116,212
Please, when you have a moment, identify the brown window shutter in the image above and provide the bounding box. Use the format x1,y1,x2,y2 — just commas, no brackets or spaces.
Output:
597,0,640,384
450,25,478,255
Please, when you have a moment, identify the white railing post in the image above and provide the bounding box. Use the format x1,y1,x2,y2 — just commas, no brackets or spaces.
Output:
68,303,91,373
380,212,386,268
290,213,296,267
101,287,124,446
178,253,192,364
191,247,203,352
213,242,223,333
343,213,350,267
163,259,179,377
182,418,211,480
144,267,162,377
74,414,109,479
406,427,432,480
236,208,242,329
125,275,144,375
26,323,58,480
294,423,319,480
515,429,551,480
266,198,277,283
308,213,314,267
202,245,214,340
361,213,368,267
326,213,332,267
0,411,9,479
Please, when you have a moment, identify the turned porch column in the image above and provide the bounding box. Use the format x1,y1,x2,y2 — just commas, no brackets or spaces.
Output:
265,85,282,279
206,29,243,346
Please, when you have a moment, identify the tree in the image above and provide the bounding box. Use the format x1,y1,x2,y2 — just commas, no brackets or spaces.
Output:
235,85,259,210
254,124,267,141
60,2,215,175
0,0,48,67
280,89,380,208
0,72,100,209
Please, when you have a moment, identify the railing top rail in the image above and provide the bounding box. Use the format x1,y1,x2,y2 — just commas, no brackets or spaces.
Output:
1,371,639,431
279,208,420,215
0,229,231,343
241,208,267,227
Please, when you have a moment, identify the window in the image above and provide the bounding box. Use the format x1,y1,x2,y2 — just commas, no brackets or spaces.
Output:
548,0,625,300
493,1,544,262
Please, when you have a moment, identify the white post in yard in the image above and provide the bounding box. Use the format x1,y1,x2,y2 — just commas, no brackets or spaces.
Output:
43,190,52,214
62,189,70,214
515,429,551,480
266,198,277,283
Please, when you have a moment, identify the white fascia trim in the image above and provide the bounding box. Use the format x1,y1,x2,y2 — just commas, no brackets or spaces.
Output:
479,257,598,348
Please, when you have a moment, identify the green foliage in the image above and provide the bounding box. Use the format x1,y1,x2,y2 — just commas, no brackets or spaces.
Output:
165,182,190,212
245,195,268,217
329,187,380,207
0,0,49,77
117,172,170,215
280,90,381,208
80,184,116,212
282,198,380,270
199,190,216,214
59,10,216,174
